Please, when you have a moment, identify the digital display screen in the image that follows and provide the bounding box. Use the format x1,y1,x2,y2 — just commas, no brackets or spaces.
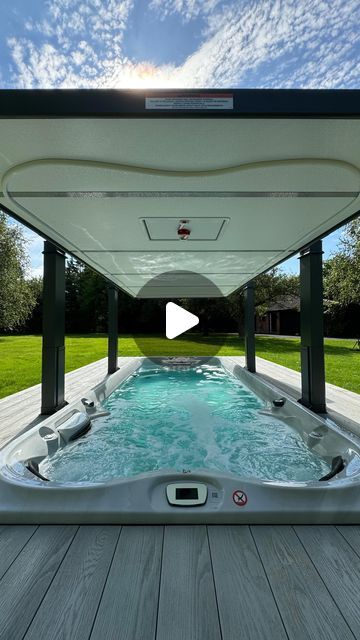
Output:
176,488,198,500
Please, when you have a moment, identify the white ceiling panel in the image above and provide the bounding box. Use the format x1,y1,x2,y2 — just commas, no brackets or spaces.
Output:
11,194,355,254
2,156,359,192
114,273,248,287
1,99,359,298
82,250,282,275
126,286,237,298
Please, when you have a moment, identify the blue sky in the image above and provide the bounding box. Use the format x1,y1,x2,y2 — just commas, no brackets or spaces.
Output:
1,0,359,277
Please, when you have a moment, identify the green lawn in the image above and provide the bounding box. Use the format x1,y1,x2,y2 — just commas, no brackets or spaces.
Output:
0,334,359,398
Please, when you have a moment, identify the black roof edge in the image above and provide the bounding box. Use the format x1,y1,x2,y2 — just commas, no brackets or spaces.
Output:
0,88,359,118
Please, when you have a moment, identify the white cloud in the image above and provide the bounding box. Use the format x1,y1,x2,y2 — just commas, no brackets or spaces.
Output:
5,0,360,90
22,228,44,279
26,264,44,279
7,0,135,88
171,0,360,88
149,0,222,22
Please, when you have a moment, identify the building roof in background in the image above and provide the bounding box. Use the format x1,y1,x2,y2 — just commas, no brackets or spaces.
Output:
266,295,300,312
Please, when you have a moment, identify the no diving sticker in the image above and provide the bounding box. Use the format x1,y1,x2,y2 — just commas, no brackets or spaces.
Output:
145,94,233,110
232,489,248,507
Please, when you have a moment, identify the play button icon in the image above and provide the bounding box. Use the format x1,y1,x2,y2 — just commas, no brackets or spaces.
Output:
166,302,199,339
132,270,227,367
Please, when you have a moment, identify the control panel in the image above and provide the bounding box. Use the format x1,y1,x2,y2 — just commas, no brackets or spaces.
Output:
166,482,208,507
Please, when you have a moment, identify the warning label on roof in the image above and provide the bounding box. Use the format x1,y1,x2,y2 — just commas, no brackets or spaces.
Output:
145,94,233,110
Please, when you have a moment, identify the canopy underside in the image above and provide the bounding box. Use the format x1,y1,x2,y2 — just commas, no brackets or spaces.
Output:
1,96,359,298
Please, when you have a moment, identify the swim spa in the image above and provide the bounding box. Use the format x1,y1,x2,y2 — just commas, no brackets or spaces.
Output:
1,357,360,524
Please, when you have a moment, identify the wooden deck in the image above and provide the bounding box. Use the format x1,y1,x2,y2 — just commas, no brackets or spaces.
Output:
1,359,360,638
1,523,360,640
0,357,131,447
228,355,360,436
251,356,360,436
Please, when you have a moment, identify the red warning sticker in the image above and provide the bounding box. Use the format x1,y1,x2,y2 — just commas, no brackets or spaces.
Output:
232,489,248,507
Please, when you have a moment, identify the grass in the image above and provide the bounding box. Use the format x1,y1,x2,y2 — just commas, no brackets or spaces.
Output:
0,333,359,399
255,336,360,394
0,334,108,399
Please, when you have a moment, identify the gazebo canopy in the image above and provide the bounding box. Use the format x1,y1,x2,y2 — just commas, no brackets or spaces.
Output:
0,89,359,298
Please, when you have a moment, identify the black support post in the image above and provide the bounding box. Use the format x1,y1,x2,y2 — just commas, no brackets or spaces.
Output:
41,241,66,415
108,285,119,375
299,240,326,413
244,281,256,373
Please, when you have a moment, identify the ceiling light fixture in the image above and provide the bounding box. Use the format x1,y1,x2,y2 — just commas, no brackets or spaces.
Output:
177,220,191,240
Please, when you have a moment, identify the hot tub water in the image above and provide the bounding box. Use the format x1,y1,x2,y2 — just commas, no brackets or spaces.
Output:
41,364,330,483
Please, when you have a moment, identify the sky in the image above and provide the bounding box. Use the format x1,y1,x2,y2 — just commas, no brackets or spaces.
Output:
0,0,359,277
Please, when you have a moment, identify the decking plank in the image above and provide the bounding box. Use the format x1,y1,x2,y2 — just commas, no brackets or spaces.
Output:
1,524,360,640
0,357,131,447
251,525,354,640
90,525,163,640
156,525,221,640
24,525,120,640
337,525,360,556
208,525,287,640
0,525,77,640
0,525,37,580
295,525,360,637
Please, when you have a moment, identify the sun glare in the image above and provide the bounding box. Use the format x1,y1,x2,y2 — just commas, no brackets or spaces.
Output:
113,62,180,89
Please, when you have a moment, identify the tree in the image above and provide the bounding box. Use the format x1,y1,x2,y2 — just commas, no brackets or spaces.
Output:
254,271,299,315
21,277,43,333
181,297,234,335
323,217,360,341
323,218,360,307
65,258,83,333
227,269,299,335
77,266,108,333
14,245,301,337
0,213,36,331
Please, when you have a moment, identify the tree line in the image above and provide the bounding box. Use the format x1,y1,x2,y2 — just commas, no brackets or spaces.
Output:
1,211,359,337
20,261,299,336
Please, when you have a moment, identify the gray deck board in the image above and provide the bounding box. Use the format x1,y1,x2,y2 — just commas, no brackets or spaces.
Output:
24,526,120,640
156,525,221,640
0,524,359,640
295,525,360,638
0,525,38,580
0,357,131,447
337,525,360,556
90,525,163,640
228,355,360,436
251,525,355,640
208,525,287,640
0,525,77,640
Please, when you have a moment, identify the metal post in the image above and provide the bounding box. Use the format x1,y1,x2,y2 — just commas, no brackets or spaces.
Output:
244,281,256,373
299,240,326,413
41,241,67,414
108,285,119,375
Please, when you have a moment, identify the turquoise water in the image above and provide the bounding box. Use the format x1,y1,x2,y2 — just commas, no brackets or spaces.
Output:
41,364,330,483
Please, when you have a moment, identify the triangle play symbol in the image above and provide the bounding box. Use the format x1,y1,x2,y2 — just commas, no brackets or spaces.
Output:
166,302,199,340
